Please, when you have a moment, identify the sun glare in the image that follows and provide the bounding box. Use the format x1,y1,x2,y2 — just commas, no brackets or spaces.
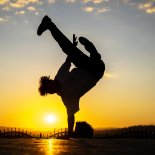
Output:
45,114,57,124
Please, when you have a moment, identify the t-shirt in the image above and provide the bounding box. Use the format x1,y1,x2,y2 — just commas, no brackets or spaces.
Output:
54,61,97,116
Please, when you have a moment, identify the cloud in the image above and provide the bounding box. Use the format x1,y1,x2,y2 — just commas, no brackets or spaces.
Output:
0,0,9,5
0,16,9,22
0,0,42,21
92,0,103,4
48,0,55,3
15,10,25,15
97,8,108,13
66,0,76,3
83,6,94,12
0,16,11,23
9,0,39,8
35,11,39,15
83,0,91,3
137,1,155,14
104,72,118,79
24,20,29,23
146,7,155,14
83,0,103,4
0,17,5,22
121,0,155,14
82,0,155,14
10,1,28,8
82,0,110,14
2,6,10,11
1,0,155,23
27,6,36,11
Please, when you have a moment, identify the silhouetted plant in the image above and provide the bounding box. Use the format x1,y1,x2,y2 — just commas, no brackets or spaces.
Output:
74,121,94,138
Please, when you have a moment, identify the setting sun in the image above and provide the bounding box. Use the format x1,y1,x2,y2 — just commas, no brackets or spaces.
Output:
45,114,57,124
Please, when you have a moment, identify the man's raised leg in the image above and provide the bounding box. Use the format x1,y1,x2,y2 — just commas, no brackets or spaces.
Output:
37,15,105,80
37,15,90,69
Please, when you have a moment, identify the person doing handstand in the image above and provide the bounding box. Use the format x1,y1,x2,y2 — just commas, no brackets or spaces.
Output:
37,15,105,137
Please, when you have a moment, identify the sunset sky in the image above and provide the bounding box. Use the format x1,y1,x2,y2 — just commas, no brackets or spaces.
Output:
0,0,155,131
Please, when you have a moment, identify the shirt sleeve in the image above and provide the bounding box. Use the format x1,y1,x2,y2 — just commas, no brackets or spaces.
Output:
54,60,71,81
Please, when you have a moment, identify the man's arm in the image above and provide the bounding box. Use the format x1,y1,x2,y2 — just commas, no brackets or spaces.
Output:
54,56,71,81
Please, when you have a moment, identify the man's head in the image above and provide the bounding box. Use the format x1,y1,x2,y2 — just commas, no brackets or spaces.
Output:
39,76,60,96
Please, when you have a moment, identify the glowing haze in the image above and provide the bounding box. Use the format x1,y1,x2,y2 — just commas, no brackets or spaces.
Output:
0,0,155,130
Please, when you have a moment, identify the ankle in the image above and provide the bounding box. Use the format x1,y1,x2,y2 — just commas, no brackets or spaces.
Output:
48,22,56,31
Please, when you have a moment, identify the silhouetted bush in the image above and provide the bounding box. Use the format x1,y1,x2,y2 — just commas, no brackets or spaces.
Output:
74,121,94,138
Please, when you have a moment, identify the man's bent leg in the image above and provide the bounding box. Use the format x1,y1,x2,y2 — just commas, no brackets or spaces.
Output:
67,115,75,137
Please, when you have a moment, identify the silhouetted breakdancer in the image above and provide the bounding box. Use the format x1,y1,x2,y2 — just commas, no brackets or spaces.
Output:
37,15,105,137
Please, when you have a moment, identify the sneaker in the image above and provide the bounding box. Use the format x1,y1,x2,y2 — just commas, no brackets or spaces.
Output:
79,36,101,59
37,15,51,36
79,36,97,53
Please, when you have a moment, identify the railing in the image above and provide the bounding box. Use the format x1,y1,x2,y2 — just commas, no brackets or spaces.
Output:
0,128,32,138
0,128,68,139
49,128,68,138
